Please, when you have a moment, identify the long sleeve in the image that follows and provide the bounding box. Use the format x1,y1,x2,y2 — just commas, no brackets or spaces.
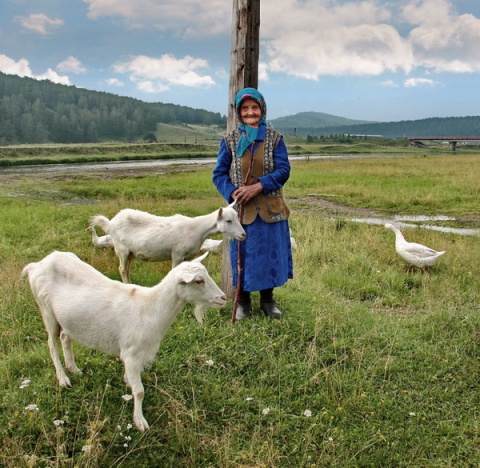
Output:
212,138,237,202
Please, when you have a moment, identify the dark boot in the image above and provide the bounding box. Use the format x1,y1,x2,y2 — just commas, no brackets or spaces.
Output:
259,288,281,319
235,303,250,320
235,289,251,320
260,301,282,319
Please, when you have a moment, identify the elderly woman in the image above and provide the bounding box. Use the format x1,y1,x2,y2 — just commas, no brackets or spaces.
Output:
212,88,293,320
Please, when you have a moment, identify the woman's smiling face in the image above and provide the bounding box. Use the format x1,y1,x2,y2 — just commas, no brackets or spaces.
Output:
239,98,262,126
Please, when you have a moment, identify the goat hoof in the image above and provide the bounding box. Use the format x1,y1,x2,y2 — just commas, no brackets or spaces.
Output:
135,417,150,432
59,376,72,388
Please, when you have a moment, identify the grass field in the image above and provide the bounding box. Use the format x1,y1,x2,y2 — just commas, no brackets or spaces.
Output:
1,150,480,467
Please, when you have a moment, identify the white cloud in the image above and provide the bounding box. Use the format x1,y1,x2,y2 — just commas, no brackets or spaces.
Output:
0,54,33,77
258,63,269,82
403,0,480,73
16,13,63,35
112,54,215,92
57,56,86,74
404,77,439,87
381,80,398,87
0,54,70,85
83,0,230,36
260,0,413,79
106,78,124,87
36,69,71,85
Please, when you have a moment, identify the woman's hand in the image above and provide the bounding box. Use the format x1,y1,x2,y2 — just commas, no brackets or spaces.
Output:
233,182,263,205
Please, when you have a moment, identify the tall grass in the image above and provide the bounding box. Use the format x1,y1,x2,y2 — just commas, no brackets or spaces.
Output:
1,153,479,466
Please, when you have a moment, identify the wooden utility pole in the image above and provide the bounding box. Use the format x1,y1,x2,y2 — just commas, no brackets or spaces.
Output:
221,0,260,298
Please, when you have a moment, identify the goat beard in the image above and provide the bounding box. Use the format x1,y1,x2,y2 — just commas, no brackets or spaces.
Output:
193,304,206,324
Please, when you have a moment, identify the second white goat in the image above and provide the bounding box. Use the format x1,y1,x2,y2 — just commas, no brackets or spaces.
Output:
21,250,226,432
89,203,246,283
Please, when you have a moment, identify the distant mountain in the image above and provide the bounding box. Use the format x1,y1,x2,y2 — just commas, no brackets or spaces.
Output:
270,111,374,131
271,111,480,138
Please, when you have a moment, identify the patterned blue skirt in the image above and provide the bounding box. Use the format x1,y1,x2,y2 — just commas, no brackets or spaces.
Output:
230,217,293,292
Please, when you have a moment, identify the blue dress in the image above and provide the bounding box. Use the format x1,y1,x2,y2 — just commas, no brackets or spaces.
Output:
212,128,294,292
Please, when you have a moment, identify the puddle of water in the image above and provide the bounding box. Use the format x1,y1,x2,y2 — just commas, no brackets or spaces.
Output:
392,215,455,222
347,217,480,236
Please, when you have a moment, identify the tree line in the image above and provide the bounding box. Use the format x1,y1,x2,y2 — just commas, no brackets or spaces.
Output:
0,72,226,145
275,115,480,139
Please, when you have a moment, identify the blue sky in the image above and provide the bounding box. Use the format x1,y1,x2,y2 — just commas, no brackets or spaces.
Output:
1,0,480,122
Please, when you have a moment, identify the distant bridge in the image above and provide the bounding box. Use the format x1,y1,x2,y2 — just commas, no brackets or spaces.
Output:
409,136,480,151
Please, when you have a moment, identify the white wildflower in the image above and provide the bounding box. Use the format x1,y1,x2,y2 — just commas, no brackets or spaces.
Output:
124,443,128,447
122,394,133,401
205,359,214,366
20,379,31,389
245,397,253,401
409,412,416,417
328,437,334,442
24,404,39,411
303,409,312,417
53,419,65,426
262,408,270,415
81,445,91,453
116,425,122,431
126,423,133,430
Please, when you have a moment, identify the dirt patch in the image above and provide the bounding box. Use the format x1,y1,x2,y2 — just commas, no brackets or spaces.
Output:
291,194,381,218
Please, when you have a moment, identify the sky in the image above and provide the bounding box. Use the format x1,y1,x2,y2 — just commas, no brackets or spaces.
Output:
1,0,480,123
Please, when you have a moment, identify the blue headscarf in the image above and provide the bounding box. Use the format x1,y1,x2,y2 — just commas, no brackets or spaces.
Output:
234,88,267,157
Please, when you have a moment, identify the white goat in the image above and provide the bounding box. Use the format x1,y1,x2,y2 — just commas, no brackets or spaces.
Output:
21,250,226,432
89,203,246,283
200,238,223,254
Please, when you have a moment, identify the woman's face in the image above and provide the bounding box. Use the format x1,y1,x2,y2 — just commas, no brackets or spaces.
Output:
239,98,262,126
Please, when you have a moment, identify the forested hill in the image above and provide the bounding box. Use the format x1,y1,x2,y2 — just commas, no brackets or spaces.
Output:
270,111,373,129
0,72,225,145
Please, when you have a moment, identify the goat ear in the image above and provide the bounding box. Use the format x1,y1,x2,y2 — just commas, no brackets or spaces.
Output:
192,251,209,263
179,270,198,283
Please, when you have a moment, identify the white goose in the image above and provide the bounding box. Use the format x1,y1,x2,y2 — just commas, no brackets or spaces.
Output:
383,223,446,272
85,225,114,249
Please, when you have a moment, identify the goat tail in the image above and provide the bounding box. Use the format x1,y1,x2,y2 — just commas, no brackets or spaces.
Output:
89,215,110,233
20,262,37,280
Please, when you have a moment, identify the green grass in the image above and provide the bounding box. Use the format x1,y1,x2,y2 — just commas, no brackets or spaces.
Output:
1,152,480,466
289,154,480,218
